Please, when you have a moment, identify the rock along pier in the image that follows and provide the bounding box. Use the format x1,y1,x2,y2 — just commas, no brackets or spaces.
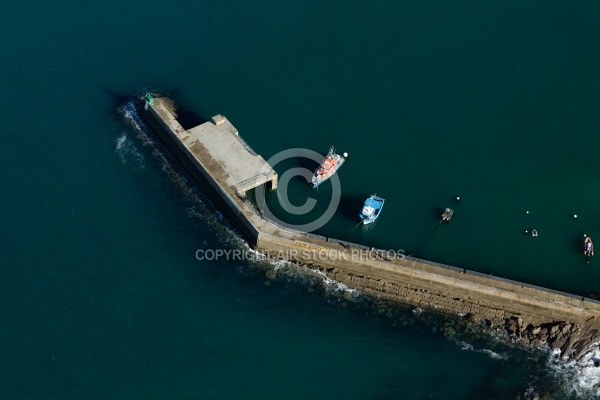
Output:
142,95,600,360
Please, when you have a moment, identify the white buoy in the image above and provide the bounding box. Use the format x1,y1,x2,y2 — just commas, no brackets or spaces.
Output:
526,211,529,214
525,230,528,234
584,234,587,237
574,214,578,219
343,152,348,158
456,196,460,201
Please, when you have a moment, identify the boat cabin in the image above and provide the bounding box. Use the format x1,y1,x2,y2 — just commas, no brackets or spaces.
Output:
362,205,376,218
441,208,454,222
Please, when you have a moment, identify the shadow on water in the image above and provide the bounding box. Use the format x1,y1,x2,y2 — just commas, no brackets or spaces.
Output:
407,210,445,256
107,87,179,109
106,89,132,108
338,193,369,221
268,155,318,182
288,154,320,172
176,109,209,130
432,207,446,220
115,87,211,130
573,235,584,253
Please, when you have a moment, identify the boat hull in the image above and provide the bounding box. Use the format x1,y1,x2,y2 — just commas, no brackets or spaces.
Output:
360,195,385,225
312,148,345,188
362,218,376,225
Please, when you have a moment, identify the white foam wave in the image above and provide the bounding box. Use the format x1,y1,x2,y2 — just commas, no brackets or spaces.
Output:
544,344,600,399
119,101,150,138
233,239,362,299
115,132,145,170
246,248,268,262
454,339,509,360
318,271,360,296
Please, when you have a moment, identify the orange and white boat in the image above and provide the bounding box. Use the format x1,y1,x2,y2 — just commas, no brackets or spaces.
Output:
312,147,347,188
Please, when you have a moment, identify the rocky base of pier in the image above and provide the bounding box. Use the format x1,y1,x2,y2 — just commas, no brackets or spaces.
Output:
503,317,600,363
268,256,600,364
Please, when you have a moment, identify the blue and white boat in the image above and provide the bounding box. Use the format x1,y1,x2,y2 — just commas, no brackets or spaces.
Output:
359,195,385,225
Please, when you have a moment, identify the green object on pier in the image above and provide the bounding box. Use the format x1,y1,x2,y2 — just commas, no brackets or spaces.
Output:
145,93,154,105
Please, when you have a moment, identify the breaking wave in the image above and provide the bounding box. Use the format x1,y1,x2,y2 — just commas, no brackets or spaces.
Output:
115,132,145,170
542,346,600,399
454,339,509,360
246,244,362,300
116,98,160,171
119,100,152,142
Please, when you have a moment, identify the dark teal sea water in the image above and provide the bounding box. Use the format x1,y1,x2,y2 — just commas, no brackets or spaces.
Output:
3,0,600,398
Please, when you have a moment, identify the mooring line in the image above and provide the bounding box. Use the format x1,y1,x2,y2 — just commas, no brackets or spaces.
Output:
408,220,443,257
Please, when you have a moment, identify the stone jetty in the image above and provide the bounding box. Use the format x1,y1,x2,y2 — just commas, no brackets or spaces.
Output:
141,95,600,362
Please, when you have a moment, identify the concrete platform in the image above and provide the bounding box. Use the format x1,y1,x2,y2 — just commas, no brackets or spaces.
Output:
149,97,277,196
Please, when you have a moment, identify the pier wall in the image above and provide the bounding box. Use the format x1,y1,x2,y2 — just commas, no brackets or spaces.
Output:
145,102,261,244
141,96,600,348
256,234,600,328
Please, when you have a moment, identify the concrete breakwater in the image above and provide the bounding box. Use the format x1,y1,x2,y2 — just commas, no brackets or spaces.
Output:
141,95,600,362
